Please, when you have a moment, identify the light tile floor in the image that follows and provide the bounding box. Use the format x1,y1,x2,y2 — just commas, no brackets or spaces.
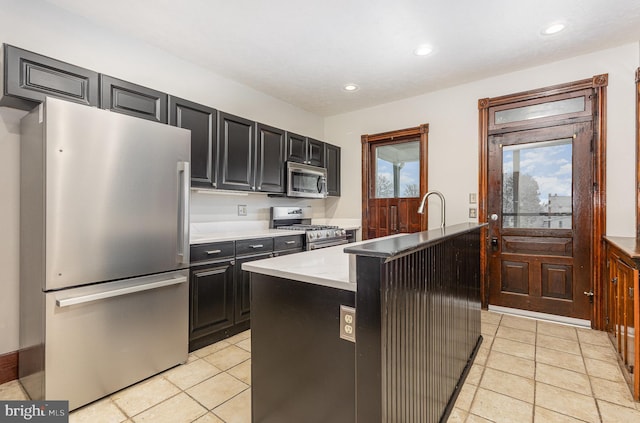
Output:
1,311,639,422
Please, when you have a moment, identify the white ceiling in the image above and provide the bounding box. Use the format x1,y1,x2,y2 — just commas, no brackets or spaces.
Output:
44,0,640,116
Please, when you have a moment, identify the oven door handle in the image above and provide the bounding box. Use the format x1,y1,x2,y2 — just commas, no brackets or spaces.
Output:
308,238,349,250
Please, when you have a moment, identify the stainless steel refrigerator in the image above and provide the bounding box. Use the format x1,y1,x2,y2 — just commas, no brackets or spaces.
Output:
19,97,191,410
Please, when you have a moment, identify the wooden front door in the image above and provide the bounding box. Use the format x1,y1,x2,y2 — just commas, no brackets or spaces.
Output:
362,125,428,239
487,122,593,319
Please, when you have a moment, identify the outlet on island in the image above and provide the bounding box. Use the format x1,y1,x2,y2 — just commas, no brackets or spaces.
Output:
238,204,248,216
340,305,356,343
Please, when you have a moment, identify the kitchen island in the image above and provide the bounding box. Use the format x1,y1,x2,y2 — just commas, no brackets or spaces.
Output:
244,223,484,423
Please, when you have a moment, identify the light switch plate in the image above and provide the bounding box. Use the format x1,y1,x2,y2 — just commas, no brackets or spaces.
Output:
237,205,247,216
469,193,477,204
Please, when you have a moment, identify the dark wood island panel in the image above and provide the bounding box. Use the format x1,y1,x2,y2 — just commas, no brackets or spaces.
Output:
348,224,483,422
251,275,356,423
249,223,484,423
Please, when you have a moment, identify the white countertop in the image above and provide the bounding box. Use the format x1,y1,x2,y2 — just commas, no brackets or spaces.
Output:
242,241,358,291
242,234,402,292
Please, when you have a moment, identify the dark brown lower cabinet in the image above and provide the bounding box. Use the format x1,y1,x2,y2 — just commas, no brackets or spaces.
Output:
189,241,244,351
189,235,304,351
234,253,269,324
189,259,235,350
604,237,640,400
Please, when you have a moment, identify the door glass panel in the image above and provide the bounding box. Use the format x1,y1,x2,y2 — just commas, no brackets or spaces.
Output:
374,141,420,198
502,138,572,229
495,96,585,125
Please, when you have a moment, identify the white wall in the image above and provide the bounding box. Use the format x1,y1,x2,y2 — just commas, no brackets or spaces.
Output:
0,0,326,355
325,43,640,238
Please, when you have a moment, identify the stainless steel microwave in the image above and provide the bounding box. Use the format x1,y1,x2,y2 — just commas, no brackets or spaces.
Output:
287,161,328,199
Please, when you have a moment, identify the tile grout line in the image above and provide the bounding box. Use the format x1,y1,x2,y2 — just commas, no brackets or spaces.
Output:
578,329,604,423
465,312,502,421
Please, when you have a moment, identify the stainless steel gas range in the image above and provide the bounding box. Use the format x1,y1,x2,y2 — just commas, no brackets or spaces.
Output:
270,206,348,250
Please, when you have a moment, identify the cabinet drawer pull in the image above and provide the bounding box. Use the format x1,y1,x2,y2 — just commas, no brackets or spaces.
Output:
285,240,296,245
206,249,222,255
250,244,264,249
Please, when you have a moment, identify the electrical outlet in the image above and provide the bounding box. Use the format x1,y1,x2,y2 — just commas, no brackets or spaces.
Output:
339,305,356,343
237,205,247,216
469,208,477,218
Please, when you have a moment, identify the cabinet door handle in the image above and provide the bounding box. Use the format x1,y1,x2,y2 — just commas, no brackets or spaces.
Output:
285,240,296,245
250,244,264,248
206,249,222,255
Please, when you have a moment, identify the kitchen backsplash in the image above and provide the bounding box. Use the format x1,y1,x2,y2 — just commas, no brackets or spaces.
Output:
190,190,326,224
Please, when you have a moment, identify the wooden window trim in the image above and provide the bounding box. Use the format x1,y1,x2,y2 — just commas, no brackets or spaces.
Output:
478,74,608,328
489,89,594,133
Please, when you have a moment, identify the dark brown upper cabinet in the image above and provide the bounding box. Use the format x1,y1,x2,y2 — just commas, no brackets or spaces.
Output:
255,123,287,193
168,96,218,188
100,75,167,123
286,132,307,164
325,143,341,196
217,112,256,191
0,44,99,110
286,132,325,167
307,138,325,167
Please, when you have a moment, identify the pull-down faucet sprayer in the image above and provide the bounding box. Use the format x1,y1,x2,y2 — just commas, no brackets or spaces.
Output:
417,190,446,228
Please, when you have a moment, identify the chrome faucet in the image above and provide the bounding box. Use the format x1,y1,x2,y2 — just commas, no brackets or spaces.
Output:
417,190,446,228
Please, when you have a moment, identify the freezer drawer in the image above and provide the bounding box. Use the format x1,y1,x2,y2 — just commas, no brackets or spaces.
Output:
43,270,188,410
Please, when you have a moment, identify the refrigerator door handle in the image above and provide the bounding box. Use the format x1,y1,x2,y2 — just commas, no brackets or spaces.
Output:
177,161,190,264
56,276,188,308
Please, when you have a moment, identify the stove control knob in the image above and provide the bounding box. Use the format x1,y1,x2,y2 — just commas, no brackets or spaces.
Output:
308,233,315,239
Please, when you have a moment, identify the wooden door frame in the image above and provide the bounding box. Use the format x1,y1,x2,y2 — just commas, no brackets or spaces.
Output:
478,74,608,328
361,124,429,240
636,67,640,239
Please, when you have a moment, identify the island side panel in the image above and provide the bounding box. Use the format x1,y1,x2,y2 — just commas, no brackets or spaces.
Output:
354,228,482,423
354,256,384,423
251,273,356,423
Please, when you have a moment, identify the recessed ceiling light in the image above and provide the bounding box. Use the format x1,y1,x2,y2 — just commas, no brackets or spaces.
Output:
413,44,433,56
542,22,566,35
343,83,359,92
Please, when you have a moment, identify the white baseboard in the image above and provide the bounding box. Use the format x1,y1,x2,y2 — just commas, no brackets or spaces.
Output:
488,305,591,328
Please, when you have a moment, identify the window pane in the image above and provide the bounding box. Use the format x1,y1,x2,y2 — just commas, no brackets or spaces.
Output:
375,141,420,198
495,96,585,125
502,139,572,229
